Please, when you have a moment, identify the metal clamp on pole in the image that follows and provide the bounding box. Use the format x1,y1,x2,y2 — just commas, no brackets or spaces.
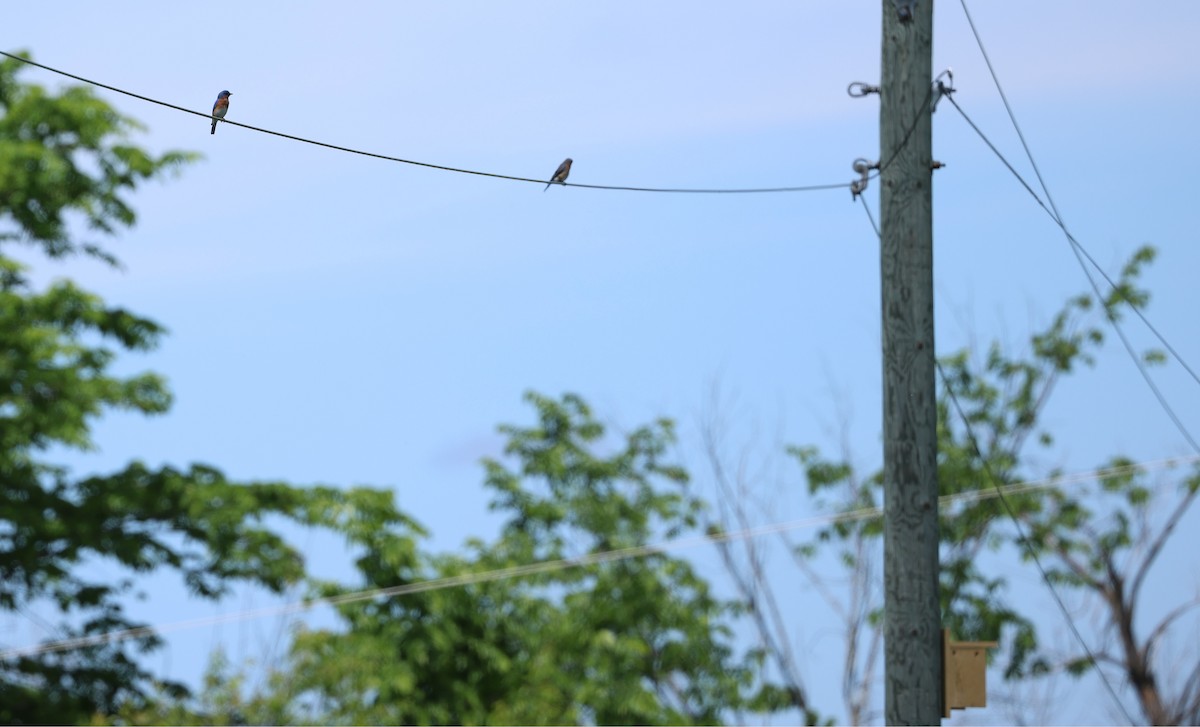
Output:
931,68,955,112
850,158,877,199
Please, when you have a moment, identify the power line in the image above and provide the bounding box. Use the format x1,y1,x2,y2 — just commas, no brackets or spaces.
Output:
946,107,1200,463
0,50,849,196
948,94,1197,390
946,94,1200,401
952,1,1200,434
956,0,1054,214
958,0,1200,393
2,455,1193,662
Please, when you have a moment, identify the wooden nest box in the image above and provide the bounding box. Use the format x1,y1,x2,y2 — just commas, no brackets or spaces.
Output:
943,628,999,718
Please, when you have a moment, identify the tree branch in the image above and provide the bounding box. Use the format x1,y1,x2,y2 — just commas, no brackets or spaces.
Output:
699,413,811,714
1052,541,1106,594
1142,596,1200,665
1130,480,1199,608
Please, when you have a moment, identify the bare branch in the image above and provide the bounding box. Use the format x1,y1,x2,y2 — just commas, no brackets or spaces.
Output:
698,398,811,714
1052,543,1107,594
1143,596,1200,665
778,532,848,620
1176,658,1200,725
1130,481,1199,608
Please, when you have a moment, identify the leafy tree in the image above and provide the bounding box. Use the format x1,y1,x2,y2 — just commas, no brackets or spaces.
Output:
701,245,1200,724
0,50,794,726
0,53,406,725
155,393,788,725
102,649,297,727
933,245,1199,725
475,392,768,724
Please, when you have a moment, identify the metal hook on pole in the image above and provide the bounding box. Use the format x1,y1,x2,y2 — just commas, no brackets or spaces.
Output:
848,81,881,98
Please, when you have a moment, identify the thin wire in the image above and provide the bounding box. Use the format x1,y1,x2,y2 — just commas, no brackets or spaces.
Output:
945,90,1189,377
957,0,1055,215
0,50,847,196
3,455,1193,662
954,2,1200,403
859,194,880,238
945,97,1044,205
935,359,1139,727
945,100,1200,459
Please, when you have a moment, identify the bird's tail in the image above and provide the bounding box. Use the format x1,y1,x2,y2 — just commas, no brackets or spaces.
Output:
543,181,551,191
211,117,217,135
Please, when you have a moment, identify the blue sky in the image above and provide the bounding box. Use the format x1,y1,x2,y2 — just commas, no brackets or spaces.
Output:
5,1,1200,723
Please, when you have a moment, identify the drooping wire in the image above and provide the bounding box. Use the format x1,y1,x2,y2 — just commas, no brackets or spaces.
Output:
954,2,1200,406
945,100,1200,460
857,196,1139,727
0,50,847,196
947,97,1200,396
945,90,1184,364
4,457,1192,663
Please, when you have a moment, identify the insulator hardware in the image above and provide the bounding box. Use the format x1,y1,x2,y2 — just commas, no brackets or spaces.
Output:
931,68,955,112
848,81,881,98
850,158,878,199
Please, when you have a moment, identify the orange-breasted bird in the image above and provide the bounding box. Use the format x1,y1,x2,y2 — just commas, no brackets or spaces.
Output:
211,90,231,134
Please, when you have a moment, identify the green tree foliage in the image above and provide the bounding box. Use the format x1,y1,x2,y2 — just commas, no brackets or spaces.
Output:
785,245,1200,723
0,54,405,725
0,51,789,726
9,42,1190,727
478,393,764,723
104,649,297,727
147,393,782,725
0,55,192,265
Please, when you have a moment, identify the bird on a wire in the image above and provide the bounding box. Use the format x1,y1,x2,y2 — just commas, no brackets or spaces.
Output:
544,158,572,191
210,90,231,134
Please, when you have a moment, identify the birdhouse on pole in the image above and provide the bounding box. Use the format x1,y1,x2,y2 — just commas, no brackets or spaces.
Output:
942,629,999,718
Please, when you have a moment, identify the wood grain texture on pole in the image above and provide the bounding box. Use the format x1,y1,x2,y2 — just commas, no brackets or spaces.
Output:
879,0,941,724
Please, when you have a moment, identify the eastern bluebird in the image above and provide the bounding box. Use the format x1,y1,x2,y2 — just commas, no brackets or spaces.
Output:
544,158,572,191
210,90,231,135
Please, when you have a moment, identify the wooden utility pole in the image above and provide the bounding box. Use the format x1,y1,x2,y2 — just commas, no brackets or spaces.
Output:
879,0,940,724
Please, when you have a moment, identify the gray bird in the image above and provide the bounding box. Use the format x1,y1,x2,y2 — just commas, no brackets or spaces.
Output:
544,158,572,191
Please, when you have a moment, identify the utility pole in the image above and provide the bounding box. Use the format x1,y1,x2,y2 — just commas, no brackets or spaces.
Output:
879,0,940,724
